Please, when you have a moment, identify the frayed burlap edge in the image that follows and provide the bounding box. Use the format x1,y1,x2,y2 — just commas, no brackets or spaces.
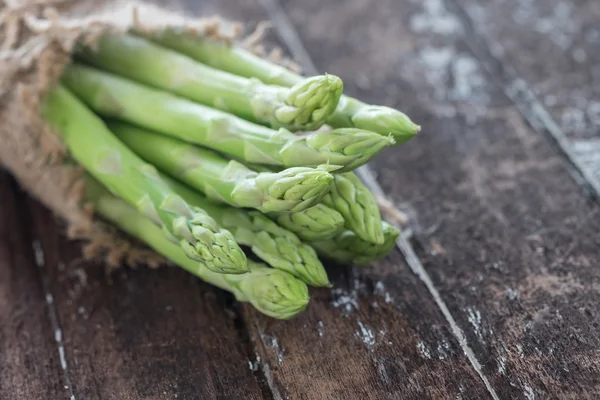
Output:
0,0,298,271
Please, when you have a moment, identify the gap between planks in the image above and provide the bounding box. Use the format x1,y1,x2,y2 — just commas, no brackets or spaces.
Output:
442,0,600,204
256,0,501,399
31,239,76,400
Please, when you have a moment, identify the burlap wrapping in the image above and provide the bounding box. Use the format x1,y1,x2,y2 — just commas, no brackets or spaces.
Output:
0,0,297,269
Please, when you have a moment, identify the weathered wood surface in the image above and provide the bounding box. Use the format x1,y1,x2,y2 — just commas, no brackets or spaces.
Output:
450,0,600,197
454,0,600,142
0,175,65,399
24,192,267,400
1,0,600,399
269,0,600,398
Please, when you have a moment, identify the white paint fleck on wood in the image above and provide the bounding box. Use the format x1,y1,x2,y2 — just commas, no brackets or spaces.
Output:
373,281,393,304
331,287,360,314
523,383,536,400
437,340,450,360
506,288,520,301
32,240,45,267
355,321,376,347
516,344,525,358
410,0,462,35
467,307,483,339
317,320,325,337
248,353,261,371
417,341,432,359
498,357,507,374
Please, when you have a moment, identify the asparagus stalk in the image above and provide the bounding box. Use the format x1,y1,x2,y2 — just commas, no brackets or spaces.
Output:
42,84,248,274
108,121,334,213
77,33,343,131
61,64,393,171
85,176,308,319
271,204,345,241
309,222,400,266
140,30,301,87
321,172,384,244
163,175,330,287
142,31,420,142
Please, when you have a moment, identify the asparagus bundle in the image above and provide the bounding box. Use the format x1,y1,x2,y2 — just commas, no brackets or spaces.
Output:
39,31,417,319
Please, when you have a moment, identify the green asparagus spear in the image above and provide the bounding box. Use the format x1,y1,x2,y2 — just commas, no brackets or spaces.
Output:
142,31,420,142
84,176,308,319
77,34,343,131
108,121,334,213
223,263,309,319
162,175,330,287
42,84,247,274
321,172,384,244
309,222,399,266
271,204,345,241
61,64,393,171
140,30,302,87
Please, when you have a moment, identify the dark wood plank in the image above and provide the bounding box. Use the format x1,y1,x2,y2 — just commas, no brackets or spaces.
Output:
189,0,493,399
268,0,600,398
454,0,600,142
22,196,267,400
0,172,65,399
242,258,489,400
448,0,600,198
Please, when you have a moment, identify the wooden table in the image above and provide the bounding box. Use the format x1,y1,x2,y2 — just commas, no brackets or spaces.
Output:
2,0,600,398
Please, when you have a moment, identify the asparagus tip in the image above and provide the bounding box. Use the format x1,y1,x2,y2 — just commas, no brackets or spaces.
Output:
276,73,343,131
351,105,420,142
244,267,310,319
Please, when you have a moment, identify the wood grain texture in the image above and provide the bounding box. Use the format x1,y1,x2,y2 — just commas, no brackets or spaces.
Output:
454,0,600,142
0,173,65,399
22,195,267,400
241,258,489,400
269,0,600,398
447,0,600,199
